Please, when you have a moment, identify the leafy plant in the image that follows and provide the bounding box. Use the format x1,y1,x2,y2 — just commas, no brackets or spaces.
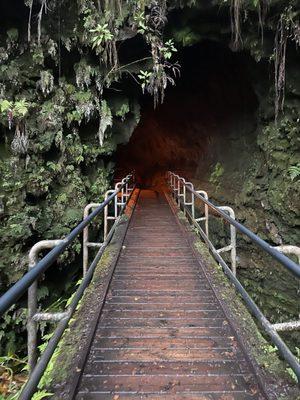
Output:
32,391,53,400
13,100,30,118
0,99,12,113
0,99,30,119
286,367,297,382
116,102,130,121
90,24,113,48
138,70,152,92
288,163,300,181
209,162,225,186
0,354,27,398
161,39,177,60
263,344,277,354
133,11,148,34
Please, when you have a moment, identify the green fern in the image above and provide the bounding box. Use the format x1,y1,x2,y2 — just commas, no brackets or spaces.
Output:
288,163,300,181
32,390,53,400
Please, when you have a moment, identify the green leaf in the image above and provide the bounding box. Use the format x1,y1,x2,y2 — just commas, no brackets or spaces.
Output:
13,99,30,118
0,99,12,113
32,390,53,400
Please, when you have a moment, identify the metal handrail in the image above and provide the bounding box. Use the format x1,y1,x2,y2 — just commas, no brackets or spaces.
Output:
17,174,136,399
25,175,135,374
0,174,133,317
167,171,300,383
169,172,300,278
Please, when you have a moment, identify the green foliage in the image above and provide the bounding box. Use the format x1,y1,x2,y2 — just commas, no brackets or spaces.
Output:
0,307,27,355
172,27,201,47
133,11,148,34
116,102,130,121
286,367,297,382
0,1,299,387
209,162,225,186
0,99,30,119
13,100,30,118
32,391,53,400
98,100,113,146
161,40,177,60
90,24,113,48
138,70,152,92
285,347,300,382
288,163,300,181
7,28,19,42
0,99,12,113
0,354,27,374
0,354,27,398
263,344,277,354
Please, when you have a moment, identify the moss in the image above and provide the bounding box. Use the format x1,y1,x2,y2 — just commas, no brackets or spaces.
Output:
45,249,114,386
47,215,130,397
192,240,299,398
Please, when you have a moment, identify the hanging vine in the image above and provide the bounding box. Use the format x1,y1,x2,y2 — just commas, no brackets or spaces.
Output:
274,7,300,121
230,0,243,50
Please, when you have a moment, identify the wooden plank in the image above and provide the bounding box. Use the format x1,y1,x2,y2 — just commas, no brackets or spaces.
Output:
74,190,264,399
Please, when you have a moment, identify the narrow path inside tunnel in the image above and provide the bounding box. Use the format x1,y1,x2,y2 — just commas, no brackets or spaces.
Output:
115,40,259,189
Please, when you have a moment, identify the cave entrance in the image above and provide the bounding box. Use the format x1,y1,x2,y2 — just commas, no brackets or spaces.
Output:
115,40,258,189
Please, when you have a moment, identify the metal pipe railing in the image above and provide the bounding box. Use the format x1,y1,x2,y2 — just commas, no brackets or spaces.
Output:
17,174,136,399
0,174,133,317
167,171,300,383
168,172,300,279
28,240,65,371
26,174,136,375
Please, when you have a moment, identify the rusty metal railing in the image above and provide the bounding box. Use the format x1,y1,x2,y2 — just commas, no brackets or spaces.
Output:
168,171,300,383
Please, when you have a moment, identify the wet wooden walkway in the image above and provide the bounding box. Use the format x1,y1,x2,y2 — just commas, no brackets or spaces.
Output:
75,190,265,399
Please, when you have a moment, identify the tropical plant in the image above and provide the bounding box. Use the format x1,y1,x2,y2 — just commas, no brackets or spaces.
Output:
90,23,113,48
288,164,300,181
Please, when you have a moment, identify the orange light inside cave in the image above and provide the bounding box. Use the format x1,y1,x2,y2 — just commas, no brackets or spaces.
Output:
115,41,258,189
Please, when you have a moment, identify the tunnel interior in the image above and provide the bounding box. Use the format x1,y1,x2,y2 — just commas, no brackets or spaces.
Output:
116,40,259,188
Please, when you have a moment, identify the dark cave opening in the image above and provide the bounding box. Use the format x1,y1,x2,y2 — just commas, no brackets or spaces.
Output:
115,40,259,188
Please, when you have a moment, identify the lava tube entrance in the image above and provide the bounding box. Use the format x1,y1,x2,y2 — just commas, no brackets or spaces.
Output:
116,40,258,189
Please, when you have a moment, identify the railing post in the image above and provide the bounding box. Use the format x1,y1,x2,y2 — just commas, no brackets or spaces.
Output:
104,190,115,241
178,178,185,209
27,280,37,373
271,245,300,333
27,240,63,372
195,190,209,239
184,182,195,219
217,206,236,276
83,203,101,276
166,171,300,382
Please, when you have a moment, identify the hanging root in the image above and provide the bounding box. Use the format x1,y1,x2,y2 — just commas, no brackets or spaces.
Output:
37,0,48,46
274,15,287,122
231,0,243,50
258,0,268,45
27,0,34,42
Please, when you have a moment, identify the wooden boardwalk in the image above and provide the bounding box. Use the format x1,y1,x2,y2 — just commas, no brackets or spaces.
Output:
75,190,265,399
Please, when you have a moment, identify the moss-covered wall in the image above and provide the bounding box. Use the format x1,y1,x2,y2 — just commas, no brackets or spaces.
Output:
0,0,299,371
